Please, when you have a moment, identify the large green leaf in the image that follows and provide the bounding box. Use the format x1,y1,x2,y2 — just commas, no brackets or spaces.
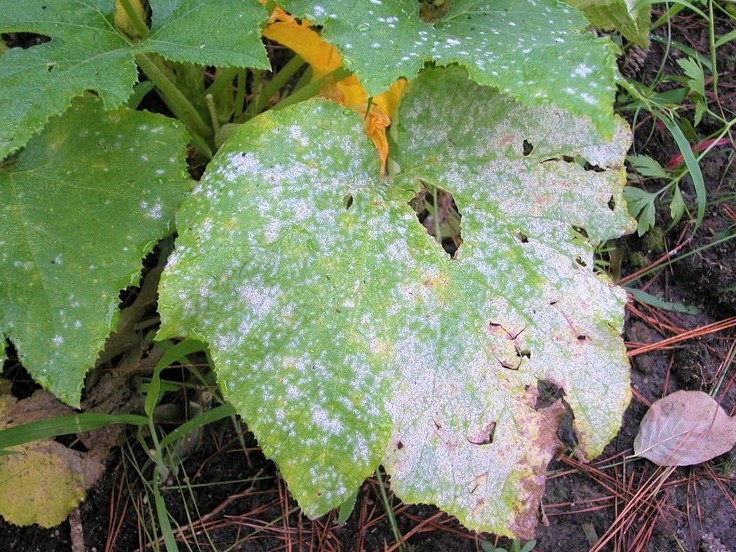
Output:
282,0,618,134
0,0,269,159
0,98,190,406
144,0,268,66
158,67,635,537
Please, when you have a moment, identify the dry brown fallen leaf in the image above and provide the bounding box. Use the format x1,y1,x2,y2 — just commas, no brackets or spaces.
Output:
633,390,736,466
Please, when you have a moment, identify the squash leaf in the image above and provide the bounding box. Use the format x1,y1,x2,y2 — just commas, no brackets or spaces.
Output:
281,0,619,134
0,0,269,158
0,98,190,406
563,0,651,47
158,67,635,538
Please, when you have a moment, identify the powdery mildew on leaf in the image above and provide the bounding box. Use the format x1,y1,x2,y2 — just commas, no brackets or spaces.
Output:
0,99,189,406
0,0,269,158
282,0,618,133
634,390,736,466
385,67,634,536
159,67,635,537
159,104,406,516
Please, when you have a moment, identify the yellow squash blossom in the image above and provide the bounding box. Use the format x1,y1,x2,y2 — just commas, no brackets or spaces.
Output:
263,8,406,173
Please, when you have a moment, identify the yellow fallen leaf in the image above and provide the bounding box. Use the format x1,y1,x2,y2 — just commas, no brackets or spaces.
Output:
0,388,104,527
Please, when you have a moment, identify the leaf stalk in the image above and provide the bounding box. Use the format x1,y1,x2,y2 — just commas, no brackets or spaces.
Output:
135,53,213,155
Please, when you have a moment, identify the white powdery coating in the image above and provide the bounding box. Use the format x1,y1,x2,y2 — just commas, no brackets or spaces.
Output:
299,0,614,121
160,69,633,532
1,102,187,405
160,102,417,516
372,67,633,532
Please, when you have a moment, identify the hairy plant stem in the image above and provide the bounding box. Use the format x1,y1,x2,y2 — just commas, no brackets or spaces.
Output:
244,54,306,118
235,69,247,120
431,185,441,243
135,53,213,157
271,67,351,112
708,0,718,99
205,93,221,135
243,70,263,120
204,67,239,98
387,117,400,177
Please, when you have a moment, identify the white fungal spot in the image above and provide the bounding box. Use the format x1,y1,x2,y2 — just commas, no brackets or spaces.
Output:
574,63,593,77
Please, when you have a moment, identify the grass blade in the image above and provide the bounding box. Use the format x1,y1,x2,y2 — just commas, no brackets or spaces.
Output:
0,413,149,453
158,404,237,450
655,111,706,231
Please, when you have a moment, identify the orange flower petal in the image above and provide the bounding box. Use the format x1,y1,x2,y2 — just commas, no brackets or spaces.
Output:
263,10,406,172
262,10,341,78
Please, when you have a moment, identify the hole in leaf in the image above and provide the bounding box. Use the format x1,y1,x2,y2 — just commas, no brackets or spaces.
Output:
498,358,519,371
409,181,462,258
571,226,589,240
1,32,51,49
535,379,564,409
515,231,529,244
418,0,452,22
575,256,587,267
583,160,605,172
522,139,533,156
488,321,525,341
608,196,616,210
515,346,531,359
577,334,588,342
396,441,404,450
343,193,354,210
534,380,577,449
467,421,497,445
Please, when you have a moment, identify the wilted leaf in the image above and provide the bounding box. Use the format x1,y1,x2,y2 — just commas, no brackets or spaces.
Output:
0,98,190,405
634,390,736,466
159,67,634,538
